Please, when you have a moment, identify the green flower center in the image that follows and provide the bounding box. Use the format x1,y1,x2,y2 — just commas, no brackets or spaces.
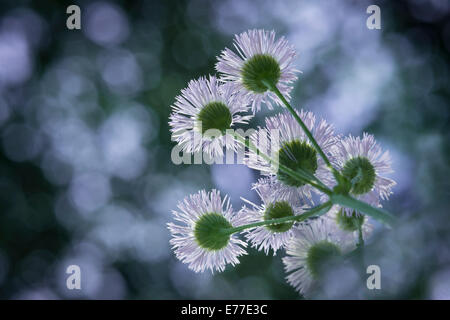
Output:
306,241,342,279
341,156,376,195
241,54,281,93
197,102,232,136
335,209,365,232
277,140,318,187
264,201,294,233
194,213,232,251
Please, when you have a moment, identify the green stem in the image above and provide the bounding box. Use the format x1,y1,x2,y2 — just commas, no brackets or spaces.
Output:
264,81,332,169
357,224,364,248
330,193,396,227
223,201,332,235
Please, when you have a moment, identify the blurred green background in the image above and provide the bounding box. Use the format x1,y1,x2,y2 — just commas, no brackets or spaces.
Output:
0,0,448,299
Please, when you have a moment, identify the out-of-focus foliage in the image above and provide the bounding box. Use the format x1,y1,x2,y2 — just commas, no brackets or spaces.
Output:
0,0,448,299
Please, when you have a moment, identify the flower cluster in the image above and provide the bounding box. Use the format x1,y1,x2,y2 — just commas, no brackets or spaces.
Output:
167,29,396,297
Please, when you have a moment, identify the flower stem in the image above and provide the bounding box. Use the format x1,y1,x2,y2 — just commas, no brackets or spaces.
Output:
357,224,364,248
330,193,396,227
223,201,332,235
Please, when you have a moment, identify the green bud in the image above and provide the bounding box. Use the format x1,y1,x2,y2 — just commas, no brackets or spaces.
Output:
264,201,295,233
241,54,281,93
197,102,232,136
341,156,376,195
194,213,232,251
306,241,342,279
335,209,365,232
277,140,318,187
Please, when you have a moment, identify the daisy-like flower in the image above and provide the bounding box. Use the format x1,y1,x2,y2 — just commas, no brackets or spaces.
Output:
282,218,353,297
169,75,252,158
167,189,250,273
325,207,374,242
333,133,396,217
216,29,298,112
246,109,338,203
239,178,307,255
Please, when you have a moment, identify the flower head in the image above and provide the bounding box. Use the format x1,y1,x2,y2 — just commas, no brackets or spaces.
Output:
167,189,249,273
325,206,374,241
246,109,338,203
169,75,252,158
283,218,353,297
216,29,298,112
333,133,396,216
239,178,307,255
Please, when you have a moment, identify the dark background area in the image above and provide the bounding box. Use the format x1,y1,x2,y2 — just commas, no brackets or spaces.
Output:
0,0,448,299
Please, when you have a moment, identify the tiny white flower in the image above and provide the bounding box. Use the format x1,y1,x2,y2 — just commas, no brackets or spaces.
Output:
216,29,299,112
239,178,308,255
167,189,250,273
283,218,353,297
333,133,396,216
169,75,252,158
246,109,338,203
